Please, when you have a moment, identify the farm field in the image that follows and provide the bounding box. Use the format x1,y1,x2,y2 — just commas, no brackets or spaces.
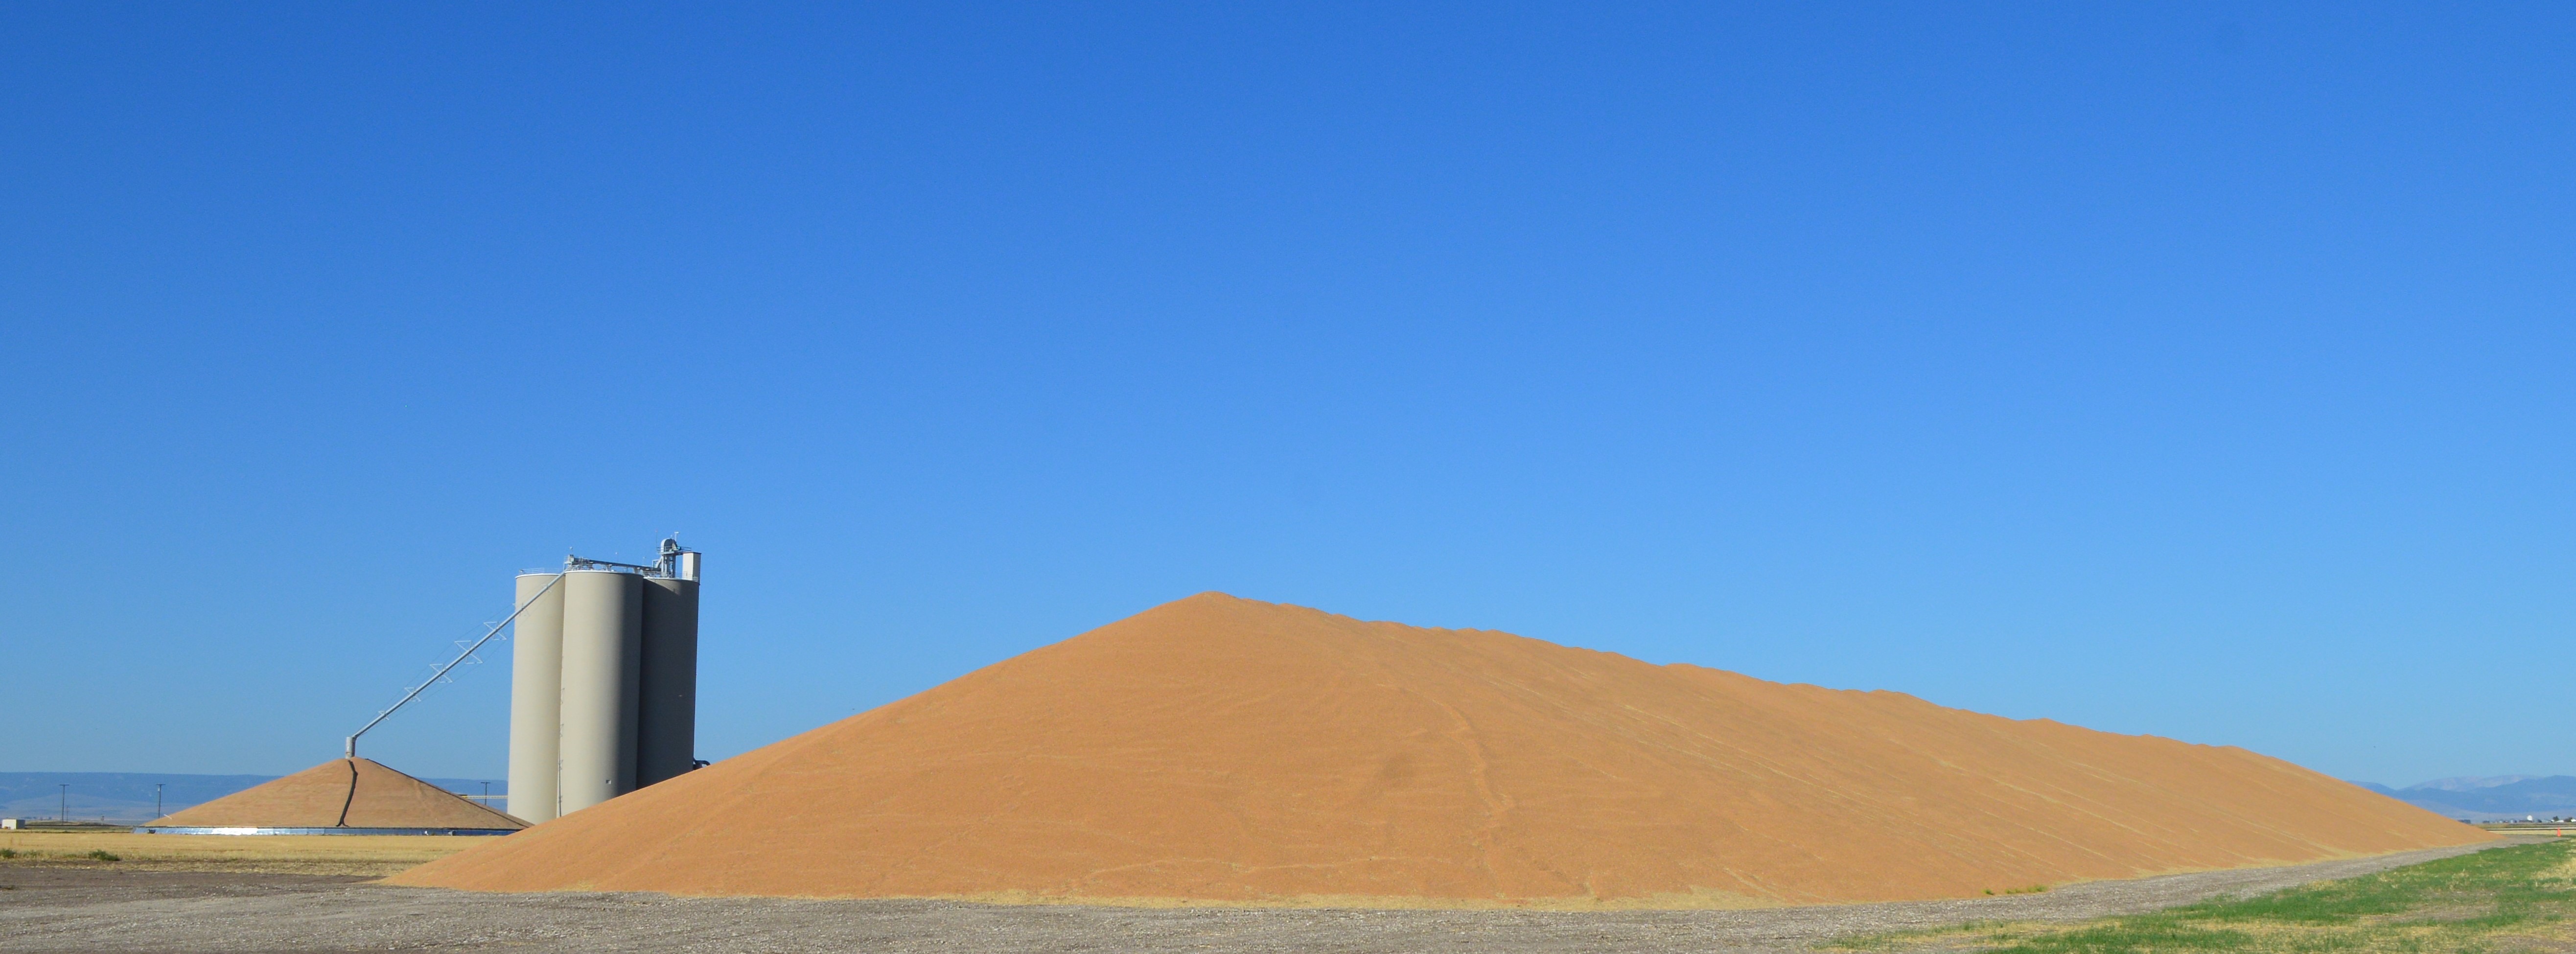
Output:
0,841,2526,953
1839,838,2576,954
0,831,481,876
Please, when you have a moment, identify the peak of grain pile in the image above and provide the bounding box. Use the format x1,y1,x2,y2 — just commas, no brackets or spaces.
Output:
392,593,2486,907
153,758,523,831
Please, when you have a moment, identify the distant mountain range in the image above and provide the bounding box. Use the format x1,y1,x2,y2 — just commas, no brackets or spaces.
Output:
0,771,504,823
2352,776,2576,822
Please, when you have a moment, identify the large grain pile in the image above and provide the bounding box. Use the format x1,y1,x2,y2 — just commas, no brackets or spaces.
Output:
393,593,2487,907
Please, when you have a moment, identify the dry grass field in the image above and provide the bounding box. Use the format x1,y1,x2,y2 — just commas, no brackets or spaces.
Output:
0,831,484,876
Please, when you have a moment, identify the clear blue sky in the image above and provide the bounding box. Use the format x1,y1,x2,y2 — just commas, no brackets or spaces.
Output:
3,3,2567,788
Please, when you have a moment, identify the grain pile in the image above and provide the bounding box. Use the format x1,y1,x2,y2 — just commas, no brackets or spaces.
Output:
393,593,2487,907
149,758,522,832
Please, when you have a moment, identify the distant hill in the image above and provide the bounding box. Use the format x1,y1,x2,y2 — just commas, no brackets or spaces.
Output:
2350,776,2576,822
2414,775,2544,793
0,771,503,823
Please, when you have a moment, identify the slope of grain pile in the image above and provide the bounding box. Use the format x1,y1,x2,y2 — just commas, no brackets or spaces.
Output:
394,593,2486,907
148,758,523,831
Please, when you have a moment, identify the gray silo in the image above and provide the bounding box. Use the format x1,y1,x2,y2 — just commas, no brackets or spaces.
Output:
506,539,703,820
557,569,643,814
636,570,699,786
505,573,567,823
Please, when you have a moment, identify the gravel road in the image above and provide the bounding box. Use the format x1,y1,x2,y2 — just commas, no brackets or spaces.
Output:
0,840,2516,953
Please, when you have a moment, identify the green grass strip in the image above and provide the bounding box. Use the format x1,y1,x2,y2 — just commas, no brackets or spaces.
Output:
1832,840,2576,954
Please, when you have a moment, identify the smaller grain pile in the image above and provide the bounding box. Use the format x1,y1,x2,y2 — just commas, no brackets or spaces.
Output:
141,759,523,834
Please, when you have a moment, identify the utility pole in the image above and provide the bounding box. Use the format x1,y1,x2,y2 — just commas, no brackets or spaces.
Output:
482,781,491,802
155,783,164,819
58,784,67,822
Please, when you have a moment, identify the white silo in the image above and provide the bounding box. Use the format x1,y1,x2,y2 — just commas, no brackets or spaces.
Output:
557,569,643,814
505,572,567,823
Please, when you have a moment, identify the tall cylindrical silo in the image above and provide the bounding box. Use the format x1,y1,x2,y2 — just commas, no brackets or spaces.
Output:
557,569,642,814
505,573,566,823
635,575,699,788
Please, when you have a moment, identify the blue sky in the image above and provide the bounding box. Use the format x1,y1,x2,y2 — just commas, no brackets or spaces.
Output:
2,3,2568,787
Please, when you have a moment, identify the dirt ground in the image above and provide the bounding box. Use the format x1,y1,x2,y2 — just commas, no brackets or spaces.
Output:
0,840,2522,953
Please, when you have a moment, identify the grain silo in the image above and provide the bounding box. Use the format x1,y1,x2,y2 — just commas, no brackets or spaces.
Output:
507,539,702,822
637,562,700,788
505,573,567,823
